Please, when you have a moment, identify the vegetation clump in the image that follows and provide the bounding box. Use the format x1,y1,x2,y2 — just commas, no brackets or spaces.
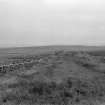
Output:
2,76,105,105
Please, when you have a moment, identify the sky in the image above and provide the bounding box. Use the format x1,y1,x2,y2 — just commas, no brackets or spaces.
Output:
0,0,105,47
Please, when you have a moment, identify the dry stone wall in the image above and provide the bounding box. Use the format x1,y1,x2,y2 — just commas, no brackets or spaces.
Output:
0,59,43,73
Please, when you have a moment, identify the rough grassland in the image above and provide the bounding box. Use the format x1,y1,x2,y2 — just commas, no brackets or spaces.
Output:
0,46,105,105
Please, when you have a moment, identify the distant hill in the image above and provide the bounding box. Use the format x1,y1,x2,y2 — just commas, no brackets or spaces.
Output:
0,45,105,57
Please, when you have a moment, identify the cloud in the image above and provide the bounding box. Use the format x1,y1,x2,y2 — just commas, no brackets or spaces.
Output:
0,0,105,47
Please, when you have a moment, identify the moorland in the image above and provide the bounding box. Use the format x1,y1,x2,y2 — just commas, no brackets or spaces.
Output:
0,46,105,105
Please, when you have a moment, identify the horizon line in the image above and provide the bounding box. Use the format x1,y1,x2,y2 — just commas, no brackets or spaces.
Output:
0,44,105,49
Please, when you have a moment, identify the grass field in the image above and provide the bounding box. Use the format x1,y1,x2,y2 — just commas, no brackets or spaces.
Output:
0,46,105,105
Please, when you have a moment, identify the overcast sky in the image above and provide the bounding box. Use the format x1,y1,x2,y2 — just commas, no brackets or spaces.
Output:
0,0,105,47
